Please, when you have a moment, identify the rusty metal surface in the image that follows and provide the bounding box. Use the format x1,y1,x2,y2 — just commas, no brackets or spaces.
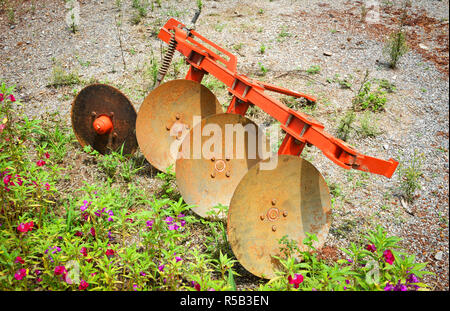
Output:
176,113,270,218
136,79,222,172
227,155,332,279
71,84,138,155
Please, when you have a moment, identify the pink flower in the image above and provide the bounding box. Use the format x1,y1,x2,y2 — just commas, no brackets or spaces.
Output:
80,247,88,257
90,227,96,237
3,175,11,186
54,265,67,276
44,152,50,159
105,249,114,257
15,256,25,264
0,123,6,133
14,268,27,280
383,249,395,265
44,183,50,191
8,94,16,102
74,231,83,237
17,221,34,233
288,273,304,289
0,93,4,101
365,244,377,253
193,281,201,291
36,160,46,167
79,280,89,290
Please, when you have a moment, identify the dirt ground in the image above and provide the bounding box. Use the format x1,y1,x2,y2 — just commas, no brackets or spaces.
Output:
0,0,448,290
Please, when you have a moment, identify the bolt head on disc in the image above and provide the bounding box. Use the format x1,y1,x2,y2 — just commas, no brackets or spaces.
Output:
176,113,271,219
227,155,332,279
136,79,222,172
71,84,138,155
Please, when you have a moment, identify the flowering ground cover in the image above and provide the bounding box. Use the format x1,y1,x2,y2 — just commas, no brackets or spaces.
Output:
0,82,432,291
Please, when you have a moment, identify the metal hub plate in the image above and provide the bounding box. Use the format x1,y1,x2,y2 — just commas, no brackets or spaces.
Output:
227,155,332,279
71,84,137,155
136,79,222,172
176,113,270,218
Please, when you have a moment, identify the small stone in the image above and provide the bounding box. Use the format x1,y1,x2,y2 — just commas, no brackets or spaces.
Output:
435,251,443,261
323,51,332,56
383,144,389,150
10,25,15,29
419,43,429,50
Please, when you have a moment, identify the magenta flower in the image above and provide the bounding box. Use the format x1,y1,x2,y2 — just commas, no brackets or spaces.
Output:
146,220,154,228
105,249,114,257
8,94,16,102
15,256,25,264
168,223,179,231
158,264,165,272
54,265,67,276
80,247,88,257
36,160,46,167
14,268,27,280
44,152,50,159
383,249,395,265
79,280,89,290
288,273,304,289
365,244,377,252
17,221,34,233
165,216,174,224
0,123,6,133
75,231,83,237
0,93,3,101
44,183,50,191
90,227,96,237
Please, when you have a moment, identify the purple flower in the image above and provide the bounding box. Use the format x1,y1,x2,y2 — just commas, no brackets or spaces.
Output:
107,210,114,216
394,281,407,291
140,271,146,276
107,217,113,222
158,264,165,272
80,200,90,212
168,223,179,231
365,244,377,253
165,216,174,225
146,220,154,229
384,282,394,291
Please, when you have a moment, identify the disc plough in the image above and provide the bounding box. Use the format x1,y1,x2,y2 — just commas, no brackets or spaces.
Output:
71,15,399,279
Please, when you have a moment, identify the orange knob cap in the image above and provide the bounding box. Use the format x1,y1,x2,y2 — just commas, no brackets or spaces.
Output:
93,115,113,135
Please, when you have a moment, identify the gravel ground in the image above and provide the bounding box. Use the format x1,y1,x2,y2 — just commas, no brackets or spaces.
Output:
0,0,448,290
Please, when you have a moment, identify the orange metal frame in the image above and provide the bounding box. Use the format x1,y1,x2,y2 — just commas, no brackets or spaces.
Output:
158,18,398,178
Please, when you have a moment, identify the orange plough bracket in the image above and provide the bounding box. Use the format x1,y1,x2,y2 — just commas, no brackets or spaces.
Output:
158,18,399,178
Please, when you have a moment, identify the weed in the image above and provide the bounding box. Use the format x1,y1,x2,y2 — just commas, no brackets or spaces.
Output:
48,64,81,88
336,111,356,141
215,23,225,32
257,62,268,76
352,72,387,112
306,65,321,75
383,30,408,69
398,150,424,203
259,44,266,54
278,26,291,41
357,111,382,138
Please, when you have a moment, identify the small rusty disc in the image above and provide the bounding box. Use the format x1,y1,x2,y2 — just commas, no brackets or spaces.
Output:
227,155,332,279
71,84,137,155
176,113,271,219
136,79,222,172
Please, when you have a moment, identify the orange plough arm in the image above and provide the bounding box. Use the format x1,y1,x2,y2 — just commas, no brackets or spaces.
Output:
158,18,399,178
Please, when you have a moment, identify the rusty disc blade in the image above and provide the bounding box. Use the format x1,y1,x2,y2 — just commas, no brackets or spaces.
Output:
227,155,332,279
71,84,138,155
176,113,270,219
136,79,222,172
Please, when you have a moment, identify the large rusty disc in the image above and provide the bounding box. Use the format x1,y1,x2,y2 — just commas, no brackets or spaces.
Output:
136,79,222,172
176,113,271,218
227,155,332,279
71,84,138,155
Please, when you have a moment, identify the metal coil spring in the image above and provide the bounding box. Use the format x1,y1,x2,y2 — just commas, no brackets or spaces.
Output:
155,36,177,87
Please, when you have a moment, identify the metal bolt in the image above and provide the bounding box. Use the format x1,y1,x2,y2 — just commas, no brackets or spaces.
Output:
271,199,277,205
211,156,215,162
110,112,114,118
176,113,181,120
91,111,97,117
211,172,216,178
272,225,277,232
283,210,288,217
166,125,171,131
225,171,231,177
260,215,265,220
225,157,230,161
112,132,118,139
